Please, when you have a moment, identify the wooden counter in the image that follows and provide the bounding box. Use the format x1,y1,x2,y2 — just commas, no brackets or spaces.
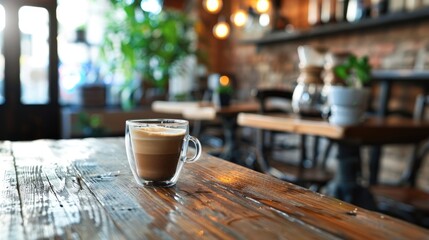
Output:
1,138,428,239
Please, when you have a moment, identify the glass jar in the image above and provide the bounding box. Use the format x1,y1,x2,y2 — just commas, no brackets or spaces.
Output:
321,0,336,23
336,0,349,22
292,66,324,117
292,83,324,117
347,0,365,22
389,0,404,12
308,0,322,26
370,0,388,17
405,0,422,11
297,45,325,67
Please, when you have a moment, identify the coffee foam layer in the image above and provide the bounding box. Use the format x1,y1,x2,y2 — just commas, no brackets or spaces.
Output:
131,126,185,155
131,126,186,139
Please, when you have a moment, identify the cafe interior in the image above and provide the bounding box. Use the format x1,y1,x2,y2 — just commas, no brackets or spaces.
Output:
1,0,429,234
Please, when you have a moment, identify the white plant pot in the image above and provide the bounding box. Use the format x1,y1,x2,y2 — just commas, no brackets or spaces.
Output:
328,86,370,126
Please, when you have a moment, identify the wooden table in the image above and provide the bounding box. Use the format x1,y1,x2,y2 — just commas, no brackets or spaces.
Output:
237,113,429,210
1,138,428,239
152,101,260,163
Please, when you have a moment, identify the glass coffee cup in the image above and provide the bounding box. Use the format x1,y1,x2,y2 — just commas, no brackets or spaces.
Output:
125,119,202,187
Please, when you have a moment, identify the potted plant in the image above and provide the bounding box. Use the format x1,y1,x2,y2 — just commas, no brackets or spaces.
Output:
215,84,233,107
100,1,198,109
328,55,372,125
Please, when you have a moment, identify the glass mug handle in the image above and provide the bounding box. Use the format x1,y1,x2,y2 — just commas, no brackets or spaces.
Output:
184,135,202,163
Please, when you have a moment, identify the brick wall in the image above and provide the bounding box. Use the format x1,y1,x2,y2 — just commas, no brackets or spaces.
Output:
231,19,429,109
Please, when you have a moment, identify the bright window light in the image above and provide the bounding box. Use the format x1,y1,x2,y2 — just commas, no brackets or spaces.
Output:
19,6,48,34
141,0,163,15
0,5,5,31
56,0,88,29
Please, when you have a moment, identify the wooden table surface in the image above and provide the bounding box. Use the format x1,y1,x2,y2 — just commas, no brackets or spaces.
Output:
152,100,260,119
1,138,428,239
237,113,429,144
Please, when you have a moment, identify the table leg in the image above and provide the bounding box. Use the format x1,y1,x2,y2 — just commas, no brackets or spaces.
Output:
326,142,377,210
367,80,391,185
377,81,391,117
369,147,382,185
219,116,239,163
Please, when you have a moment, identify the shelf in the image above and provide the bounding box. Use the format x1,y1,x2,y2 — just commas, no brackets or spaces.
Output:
243,7,429,46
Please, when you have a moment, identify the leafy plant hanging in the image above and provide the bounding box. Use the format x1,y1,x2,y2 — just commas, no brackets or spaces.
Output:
101,1,197,89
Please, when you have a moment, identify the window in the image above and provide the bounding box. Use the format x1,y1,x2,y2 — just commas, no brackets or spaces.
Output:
19,6,50,104
0,4,5,104
57,0,108,106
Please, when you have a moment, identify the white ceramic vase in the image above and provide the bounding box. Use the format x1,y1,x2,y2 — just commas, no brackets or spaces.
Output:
328,86,370,126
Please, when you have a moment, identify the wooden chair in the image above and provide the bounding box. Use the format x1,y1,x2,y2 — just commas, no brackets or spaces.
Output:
371,94,429,226
251,89,334,191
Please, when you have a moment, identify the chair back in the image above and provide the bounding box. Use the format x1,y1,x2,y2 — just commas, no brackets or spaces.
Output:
254,89,294,114
413,94,429,120
403,94,429,186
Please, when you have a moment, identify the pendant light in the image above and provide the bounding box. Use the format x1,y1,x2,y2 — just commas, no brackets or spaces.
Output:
256,0,270,13
213,17,230,39
231,9,248,27
259,13,270,27
203,0,223,14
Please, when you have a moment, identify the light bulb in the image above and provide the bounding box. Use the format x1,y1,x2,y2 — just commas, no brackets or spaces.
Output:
203,0,223,14
213,20,230,39
256,0,270,13
259,13,270,27
220,75,230,86
231,9,248,27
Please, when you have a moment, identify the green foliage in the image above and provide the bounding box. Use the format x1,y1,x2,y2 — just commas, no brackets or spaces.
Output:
100,1,196,89
216,85,233,95
334,55,372,88
78,113,102,129
77,113,106,137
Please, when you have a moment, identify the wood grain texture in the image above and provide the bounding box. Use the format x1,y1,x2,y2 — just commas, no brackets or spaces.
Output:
11,140,125,239
0,141,24,240
2,138,429,239
237,113,429,144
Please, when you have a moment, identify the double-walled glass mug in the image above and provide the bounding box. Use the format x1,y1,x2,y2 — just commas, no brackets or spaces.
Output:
125,119,202,187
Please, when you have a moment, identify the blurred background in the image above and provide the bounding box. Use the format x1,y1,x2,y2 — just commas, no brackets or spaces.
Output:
1,0,429,227
0,0,427,141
